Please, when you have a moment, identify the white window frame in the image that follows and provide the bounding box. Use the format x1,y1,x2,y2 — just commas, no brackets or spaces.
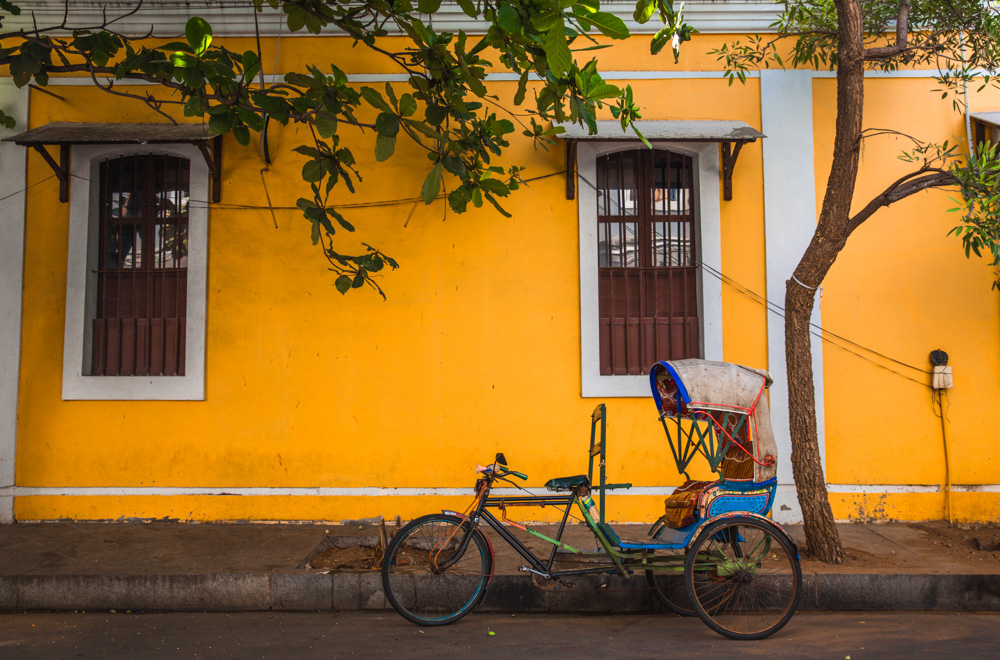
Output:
62,143,208,401
578,141,723,397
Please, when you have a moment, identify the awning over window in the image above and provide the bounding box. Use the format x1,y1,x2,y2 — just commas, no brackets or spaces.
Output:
970,112,1000,147
2,122,222,203
558,120,765,201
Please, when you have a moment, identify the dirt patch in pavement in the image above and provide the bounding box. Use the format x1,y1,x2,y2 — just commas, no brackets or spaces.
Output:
911,521,1000,562
308,545,379,570
800,521,1000,574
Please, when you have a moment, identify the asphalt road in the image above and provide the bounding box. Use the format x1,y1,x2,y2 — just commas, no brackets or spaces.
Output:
0,611,997,659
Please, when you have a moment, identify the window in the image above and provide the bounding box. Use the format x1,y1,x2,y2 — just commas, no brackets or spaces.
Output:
63,144,208,400
91,155,190,376
597,148,699,375
577,141,723,397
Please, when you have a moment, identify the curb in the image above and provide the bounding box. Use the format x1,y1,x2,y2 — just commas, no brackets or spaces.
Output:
2,573,999,612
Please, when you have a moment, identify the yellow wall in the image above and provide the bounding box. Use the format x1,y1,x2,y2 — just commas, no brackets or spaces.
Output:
9,32,1000,522
814,77,1000,521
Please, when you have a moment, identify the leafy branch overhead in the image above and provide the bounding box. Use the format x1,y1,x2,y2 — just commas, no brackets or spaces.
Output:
0,0,693,297
711,0,1000,285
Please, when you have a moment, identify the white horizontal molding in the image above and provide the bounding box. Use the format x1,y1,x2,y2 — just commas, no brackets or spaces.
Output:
827,484,942,494
6,1,781,37
5,484,993,497
4,486,689,497
36,69,967,90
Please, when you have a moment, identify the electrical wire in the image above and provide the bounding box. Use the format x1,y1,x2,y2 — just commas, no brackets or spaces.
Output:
573,169,934,388
0,174,57,204
48,156,933,387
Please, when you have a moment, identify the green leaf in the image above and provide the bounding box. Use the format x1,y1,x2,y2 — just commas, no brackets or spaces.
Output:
169,51,198,68
314,113,338,138
421,163,443,204
208,112,235,135
544,22,572,76
335,215,355,232
360,87,393,113
302,159,323,182
335,275,352,294
586,83,621,100
479,178,510,196
454,0,477,18
375,112,400,137
513,70,528,106
398,94,417,117
417,0,442,13
185,17,213,55
425,104,448,126
497,5,522,32
633,0,655,24
448,188,470,213
352,272,365,288
582,11,629,40
232,125,250,146
375,133,396,162
310,219,320,244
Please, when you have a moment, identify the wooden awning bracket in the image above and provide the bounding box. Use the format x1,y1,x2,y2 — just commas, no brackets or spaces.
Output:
721,140,750,202
31,143,70,203
5,123,225,204
562,136,757,202
196,135,223,203
565,138,578,200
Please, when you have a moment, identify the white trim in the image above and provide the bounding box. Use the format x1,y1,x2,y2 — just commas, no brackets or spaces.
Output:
578,141,723,398
6,1,782,37
2,483,986,498
0,80,30,524
951,484,1000,493
61,144,208,400
38,69,971,88
760,70,825,518
827,484,941,494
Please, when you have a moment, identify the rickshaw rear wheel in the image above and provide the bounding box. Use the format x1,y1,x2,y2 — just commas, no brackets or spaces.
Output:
684,516,801,640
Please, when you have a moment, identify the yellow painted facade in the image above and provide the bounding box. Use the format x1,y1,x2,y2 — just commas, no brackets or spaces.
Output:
4,19,1000,524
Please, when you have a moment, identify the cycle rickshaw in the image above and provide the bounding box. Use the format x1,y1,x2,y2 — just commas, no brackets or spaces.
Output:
381,359,802,640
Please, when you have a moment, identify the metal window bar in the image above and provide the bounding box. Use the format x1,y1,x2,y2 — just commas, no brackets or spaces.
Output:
92,154,189,377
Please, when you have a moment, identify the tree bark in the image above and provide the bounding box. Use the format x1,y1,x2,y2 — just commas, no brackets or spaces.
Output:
784,0,868,564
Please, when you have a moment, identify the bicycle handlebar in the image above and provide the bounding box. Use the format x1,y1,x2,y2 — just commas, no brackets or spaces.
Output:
478,462,528,481
497,465,528,480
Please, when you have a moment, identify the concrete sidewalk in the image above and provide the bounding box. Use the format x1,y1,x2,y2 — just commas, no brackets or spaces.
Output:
1,520,998,613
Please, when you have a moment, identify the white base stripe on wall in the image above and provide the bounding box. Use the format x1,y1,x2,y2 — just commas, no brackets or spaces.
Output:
1,484,994,497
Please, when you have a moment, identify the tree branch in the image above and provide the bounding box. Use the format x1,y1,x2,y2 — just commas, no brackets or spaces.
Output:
864,0,911,60
849,168,957,230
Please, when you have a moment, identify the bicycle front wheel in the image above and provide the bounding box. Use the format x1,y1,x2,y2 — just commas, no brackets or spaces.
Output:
684,516,801,640
381,514,493,626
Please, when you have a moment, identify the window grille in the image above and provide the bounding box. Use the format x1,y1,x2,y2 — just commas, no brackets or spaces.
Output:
91,155,189,376
597,149,699,375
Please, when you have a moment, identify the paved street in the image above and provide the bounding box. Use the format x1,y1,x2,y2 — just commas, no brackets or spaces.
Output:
1,611,997,658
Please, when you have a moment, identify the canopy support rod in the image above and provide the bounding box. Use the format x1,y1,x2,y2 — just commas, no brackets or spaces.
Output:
31,144,69,203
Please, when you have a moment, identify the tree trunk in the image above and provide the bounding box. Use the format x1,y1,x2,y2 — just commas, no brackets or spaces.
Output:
783,0,868,564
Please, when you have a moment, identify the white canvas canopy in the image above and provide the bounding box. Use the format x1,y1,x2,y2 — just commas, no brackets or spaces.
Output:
651,359,778,483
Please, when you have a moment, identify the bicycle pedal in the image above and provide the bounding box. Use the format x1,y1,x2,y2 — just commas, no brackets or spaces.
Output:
558,579,575,588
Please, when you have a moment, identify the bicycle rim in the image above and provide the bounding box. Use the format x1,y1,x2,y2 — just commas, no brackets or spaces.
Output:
382,514,493,626
685,517,801,640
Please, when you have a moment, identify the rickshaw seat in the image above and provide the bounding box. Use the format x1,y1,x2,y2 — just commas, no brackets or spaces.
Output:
544,475,589,491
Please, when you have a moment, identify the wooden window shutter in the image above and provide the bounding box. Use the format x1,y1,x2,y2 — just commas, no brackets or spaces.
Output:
597,148,699,375
91,154,189,376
